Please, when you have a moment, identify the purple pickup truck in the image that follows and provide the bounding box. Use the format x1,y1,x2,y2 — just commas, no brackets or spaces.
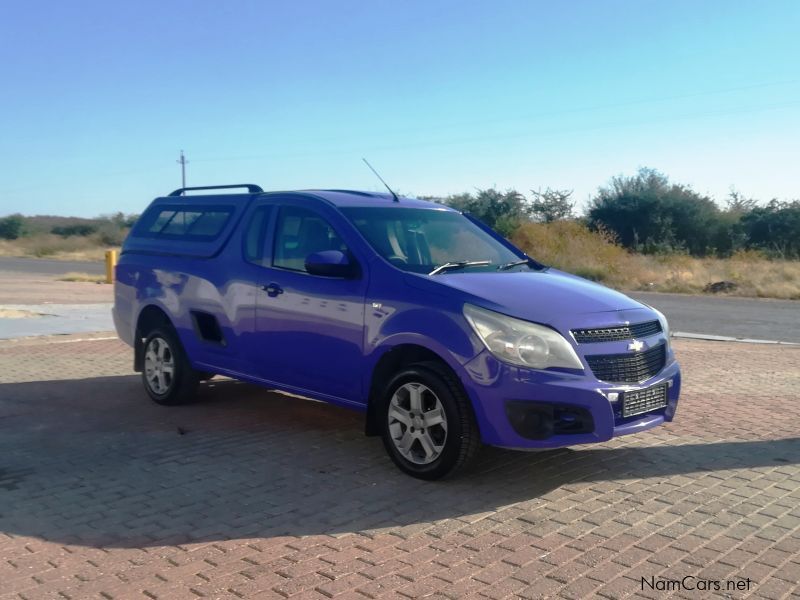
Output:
113,184,681,479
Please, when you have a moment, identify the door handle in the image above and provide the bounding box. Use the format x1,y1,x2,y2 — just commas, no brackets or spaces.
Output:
262,283,284,297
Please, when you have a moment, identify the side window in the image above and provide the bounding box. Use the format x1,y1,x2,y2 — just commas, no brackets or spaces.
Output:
273,206,349,273
149,210,177,232
134,205,233,240
243,205,273,265
158,210,203,235
189,211,233,237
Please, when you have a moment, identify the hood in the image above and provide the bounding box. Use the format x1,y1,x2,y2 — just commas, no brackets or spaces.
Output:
413,268,648,326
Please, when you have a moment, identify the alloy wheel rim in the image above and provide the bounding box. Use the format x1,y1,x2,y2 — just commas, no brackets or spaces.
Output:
144,337,175,395
387,382,448,465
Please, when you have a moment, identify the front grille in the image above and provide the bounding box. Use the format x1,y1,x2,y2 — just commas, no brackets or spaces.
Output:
585,343,666,383
572,320,662,344
621,384,668,418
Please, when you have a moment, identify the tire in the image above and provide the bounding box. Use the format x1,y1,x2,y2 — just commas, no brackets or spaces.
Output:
380,361,480,480
141,326,199,405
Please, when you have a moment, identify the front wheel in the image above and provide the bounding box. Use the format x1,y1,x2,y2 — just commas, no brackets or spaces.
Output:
142,327,199,405
380,362,480,480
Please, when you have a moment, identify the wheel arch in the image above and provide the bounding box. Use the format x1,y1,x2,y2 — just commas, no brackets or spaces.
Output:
364,342,472,437
133,304,175,372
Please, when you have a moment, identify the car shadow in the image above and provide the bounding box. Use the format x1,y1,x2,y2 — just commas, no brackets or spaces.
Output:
0,376,797,549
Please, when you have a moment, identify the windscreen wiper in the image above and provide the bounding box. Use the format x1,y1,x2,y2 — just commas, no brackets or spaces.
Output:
429,260,491,276
497,258,530,271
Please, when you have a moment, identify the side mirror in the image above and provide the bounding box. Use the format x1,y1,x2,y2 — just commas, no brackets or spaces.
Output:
305,250,358,278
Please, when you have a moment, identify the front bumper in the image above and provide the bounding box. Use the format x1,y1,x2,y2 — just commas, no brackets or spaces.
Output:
462,349,681,449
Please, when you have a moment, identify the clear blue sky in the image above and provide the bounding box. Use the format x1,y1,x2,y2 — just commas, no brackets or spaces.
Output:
1,0,798,217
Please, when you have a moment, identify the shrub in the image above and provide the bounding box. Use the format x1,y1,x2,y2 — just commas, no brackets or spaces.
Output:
95,224,126,246
588,168,721,256
511,220,637,283
441,188,530,237
741,199,800,259
52,224,97,237
529,189,574,223
0,214,24,240
104,212,139,228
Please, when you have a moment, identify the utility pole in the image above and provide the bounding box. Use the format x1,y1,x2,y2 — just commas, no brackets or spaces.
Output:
177,150,188,188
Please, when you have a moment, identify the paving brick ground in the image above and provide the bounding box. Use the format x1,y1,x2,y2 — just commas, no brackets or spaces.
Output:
0,336,798,599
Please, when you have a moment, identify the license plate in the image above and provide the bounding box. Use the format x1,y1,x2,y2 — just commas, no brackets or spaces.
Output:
622,384,668,418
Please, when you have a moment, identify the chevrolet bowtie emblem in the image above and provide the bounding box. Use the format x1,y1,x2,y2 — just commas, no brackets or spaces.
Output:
628,339,645,352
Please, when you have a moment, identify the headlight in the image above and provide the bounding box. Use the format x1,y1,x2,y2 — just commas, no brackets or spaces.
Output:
463,304,583,370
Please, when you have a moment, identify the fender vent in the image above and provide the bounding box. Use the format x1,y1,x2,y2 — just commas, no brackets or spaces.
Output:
191,311,225,345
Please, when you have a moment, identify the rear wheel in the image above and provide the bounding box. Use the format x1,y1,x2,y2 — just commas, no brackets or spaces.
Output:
380,362,480,480
142,327,199,405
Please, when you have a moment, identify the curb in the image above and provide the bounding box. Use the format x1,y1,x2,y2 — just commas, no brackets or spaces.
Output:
672,331,800,346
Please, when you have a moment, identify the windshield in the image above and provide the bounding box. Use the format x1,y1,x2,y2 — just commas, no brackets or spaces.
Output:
341,207,529,274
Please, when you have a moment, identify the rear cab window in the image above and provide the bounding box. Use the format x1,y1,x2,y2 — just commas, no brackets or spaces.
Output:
134,206,234,240
124,199,242,259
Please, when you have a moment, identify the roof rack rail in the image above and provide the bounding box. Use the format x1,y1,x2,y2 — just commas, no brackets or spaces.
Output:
321,189,383,197
168,184,264,197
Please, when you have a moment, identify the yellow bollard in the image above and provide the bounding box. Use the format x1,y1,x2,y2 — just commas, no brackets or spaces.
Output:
105,250,117,284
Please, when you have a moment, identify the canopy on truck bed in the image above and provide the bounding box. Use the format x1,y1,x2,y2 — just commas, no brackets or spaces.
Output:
123,194,250,259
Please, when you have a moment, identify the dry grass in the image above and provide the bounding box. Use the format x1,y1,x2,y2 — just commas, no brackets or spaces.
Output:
0,234,117,261
3,223,799,300
57,272,108,283
512,221,800,300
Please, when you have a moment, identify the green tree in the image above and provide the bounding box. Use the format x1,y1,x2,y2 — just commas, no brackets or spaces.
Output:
442,188,529,237
725,189,758,215
0,214,24,240
529,188,574,223
741,199,800,258
711,190,756,256
588,168,720,256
